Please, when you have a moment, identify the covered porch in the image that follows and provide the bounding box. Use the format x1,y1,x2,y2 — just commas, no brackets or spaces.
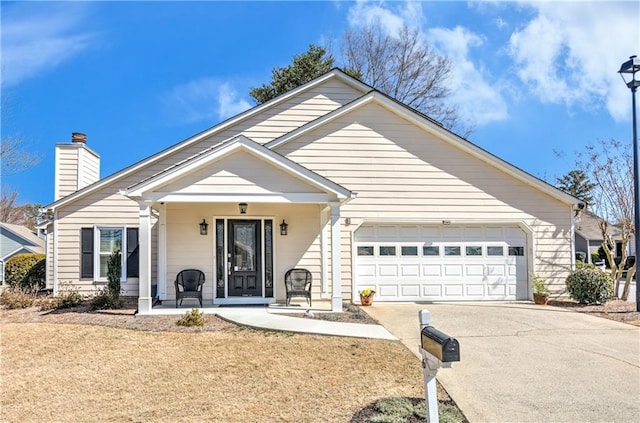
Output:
121,136,354,314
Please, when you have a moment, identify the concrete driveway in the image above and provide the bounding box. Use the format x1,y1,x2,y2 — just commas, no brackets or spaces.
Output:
364,302,640,423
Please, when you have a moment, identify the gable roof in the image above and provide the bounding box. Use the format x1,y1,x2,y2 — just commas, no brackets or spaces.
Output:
575,210,623,241
46,69,368,210
266,90,580,206
123,135,354,202
0,222,45,259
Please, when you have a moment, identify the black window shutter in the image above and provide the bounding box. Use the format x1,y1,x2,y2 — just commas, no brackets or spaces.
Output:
127,228,139,278
80,228,94,278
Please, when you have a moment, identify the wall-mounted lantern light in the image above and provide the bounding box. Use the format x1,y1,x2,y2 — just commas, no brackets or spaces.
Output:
280,219,289,236
199,219,209,235
239,203,248,214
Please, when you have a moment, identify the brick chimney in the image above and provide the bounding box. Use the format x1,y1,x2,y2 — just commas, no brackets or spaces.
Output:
54,132,101,200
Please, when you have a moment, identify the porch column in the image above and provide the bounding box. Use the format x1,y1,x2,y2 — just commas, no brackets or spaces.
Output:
330,203,343,312
157,203,167,300
138,203,152,314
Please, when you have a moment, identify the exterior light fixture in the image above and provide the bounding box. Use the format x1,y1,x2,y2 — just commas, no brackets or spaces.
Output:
618,55,640,312
199,219,208,236
280,219,288,236
239,203,248,214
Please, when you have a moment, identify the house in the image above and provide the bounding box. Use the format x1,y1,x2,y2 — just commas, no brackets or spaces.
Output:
1,222,45,284
41,69,582,314
575,210,635,263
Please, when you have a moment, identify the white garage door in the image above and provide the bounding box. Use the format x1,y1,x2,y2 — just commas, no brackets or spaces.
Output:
354,225,528,301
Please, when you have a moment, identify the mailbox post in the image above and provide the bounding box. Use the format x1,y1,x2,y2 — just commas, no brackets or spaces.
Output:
418,310,460,423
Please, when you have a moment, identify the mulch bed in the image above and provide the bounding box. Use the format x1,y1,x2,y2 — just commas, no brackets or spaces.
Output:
548,299,640,326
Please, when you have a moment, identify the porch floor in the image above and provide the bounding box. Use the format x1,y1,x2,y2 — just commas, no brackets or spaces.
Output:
140,300,396,340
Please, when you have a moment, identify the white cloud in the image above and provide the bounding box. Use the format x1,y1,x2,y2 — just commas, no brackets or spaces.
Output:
346,0,508,126
507,1,639,122
347,0,423,36
429,26,509,125
162,78,251,124
1,3,98,87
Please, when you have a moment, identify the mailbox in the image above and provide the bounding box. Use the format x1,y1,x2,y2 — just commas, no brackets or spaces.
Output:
421,326,460,362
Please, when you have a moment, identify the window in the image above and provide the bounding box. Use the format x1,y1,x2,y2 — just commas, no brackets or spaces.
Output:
98,228,123,280
509,246,525,256
357,246,374,256
379,246,396,256
81,227,138,281
401,246,418,256
466,246,483,256
487,246,504,256
423,246,440,256
444,246,461,256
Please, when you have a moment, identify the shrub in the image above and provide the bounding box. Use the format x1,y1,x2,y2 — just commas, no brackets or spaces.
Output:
177,308,204,327
91,288,122,310
575,251,586,263
590,253,600,264
0,288,35,309
566,268,613,304
107,249,121,299
5,253,46,289
576,261,596,270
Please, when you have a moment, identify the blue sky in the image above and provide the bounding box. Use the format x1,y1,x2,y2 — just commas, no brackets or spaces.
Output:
2,1,639,206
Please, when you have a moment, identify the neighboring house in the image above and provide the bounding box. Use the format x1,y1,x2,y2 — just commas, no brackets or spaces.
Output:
575,210,635,263
0,222,45,284
41,69,582,314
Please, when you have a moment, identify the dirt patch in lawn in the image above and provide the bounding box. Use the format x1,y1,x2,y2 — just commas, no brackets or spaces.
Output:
548,299,640,326
0,319,458,422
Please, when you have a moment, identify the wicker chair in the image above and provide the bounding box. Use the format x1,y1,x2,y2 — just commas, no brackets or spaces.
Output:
175,269,205,308
284,268,312,306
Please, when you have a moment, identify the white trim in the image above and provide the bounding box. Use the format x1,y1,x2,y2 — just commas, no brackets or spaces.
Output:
330,203,342,312
157,203,167,300
93,226,127,283
267,91,579,206
124,136,353,201
138,204,152,314
570,205,577,271
517,221,536,300
0,246,41,262
137,193,340,204
46,69,366,211
53,211,59,296
320,206,329,296
77,147,84,191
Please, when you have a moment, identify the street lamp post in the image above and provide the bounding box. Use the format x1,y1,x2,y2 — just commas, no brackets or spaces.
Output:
618,55,640,312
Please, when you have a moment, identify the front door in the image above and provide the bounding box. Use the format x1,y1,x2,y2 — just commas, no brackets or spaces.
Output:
228,220,262,297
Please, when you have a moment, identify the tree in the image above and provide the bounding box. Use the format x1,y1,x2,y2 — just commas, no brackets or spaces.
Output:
249,45,336,104
341,22,469,135
576,139,635,300
1,99,40,176
556,170,596,205
0,188,41,229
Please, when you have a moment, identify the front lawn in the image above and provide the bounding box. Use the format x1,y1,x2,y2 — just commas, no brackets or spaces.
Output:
1,321,460,422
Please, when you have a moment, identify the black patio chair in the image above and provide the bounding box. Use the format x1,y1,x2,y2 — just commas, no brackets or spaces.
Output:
175,269,205,308
284,268,312,306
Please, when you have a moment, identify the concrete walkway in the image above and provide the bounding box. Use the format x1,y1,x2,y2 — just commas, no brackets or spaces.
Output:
364,302,640,423
216,307,397,340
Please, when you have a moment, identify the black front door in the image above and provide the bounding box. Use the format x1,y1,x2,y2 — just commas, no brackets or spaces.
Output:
228,220,262,297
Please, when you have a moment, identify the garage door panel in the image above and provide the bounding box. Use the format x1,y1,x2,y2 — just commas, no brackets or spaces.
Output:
357,264,376,277
378,285,398,297
378,264,398,277
401,264,419,277
444,265,463,276
400,285,420,297
423,285,442,296
466,285,485,296
466,264,484,276
422,264,441,276
355,224,527,302
444,285,463,297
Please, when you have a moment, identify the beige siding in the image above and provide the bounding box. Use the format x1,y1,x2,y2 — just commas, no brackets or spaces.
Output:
159,150,324,195
275,102,573,294
79,148,100,189
55,146,80,200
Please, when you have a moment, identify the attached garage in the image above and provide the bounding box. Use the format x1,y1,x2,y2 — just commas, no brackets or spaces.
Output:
354,224,529,302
